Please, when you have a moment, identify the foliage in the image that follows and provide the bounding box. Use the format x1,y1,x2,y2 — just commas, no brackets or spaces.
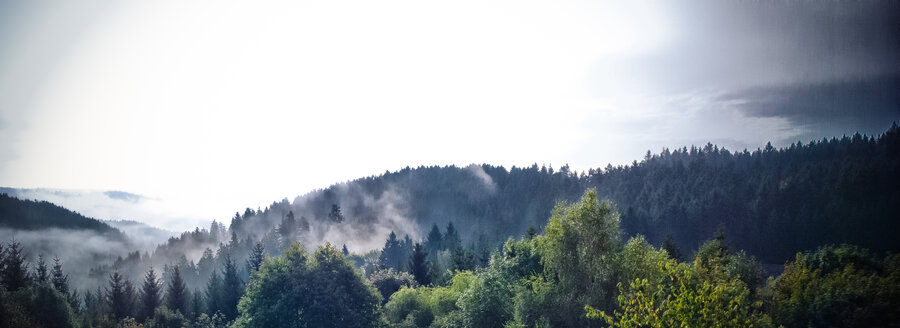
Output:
382,271,474,328
234,243,382,328
368,268,418,302
588,261,772,328
769,245,900,327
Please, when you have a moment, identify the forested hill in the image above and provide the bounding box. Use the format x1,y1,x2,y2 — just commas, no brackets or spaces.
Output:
0,193,125,239
220,125,899,264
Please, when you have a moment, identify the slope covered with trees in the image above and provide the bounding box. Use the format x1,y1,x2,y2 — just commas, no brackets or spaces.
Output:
0,194,125,238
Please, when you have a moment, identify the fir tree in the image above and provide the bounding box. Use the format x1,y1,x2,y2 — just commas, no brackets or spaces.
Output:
166,265,188,315
138,267,162,322
221,255,243,320
50,256,70,295
34,254,49,285
1,241,30,291
408,242,430,286
107,271,135,321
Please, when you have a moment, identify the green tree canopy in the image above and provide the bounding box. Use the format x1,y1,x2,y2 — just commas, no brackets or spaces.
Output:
234,243,382,328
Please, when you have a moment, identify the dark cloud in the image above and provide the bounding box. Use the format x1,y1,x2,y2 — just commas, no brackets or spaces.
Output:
723,75,900,139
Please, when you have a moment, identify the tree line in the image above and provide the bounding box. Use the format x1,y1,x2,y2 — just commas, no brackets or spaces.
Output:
3,189,898,327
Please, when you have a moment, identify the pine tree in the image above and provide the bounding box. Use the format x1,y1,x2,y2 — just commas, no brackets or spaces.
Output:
443,222,461,251
221,255,243,320
247,242,265,273
1,241,30,291
34,254,49,284
167,265,188,315
408,242,430,286
139,267,162,322
328,204,345,223
342,244,350,256
107,271,135,320
190,289,204,320
50,256,70,295
205,271,222,315
424,224,443,262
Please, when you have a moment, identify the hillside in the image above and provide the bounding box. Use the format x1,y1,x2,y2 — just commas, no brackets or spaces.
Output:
206,125,900,264
0,193,125,238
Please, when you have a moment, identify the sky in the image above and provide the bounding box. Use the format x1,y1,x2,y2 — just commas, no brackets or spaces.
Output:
1,0,898,231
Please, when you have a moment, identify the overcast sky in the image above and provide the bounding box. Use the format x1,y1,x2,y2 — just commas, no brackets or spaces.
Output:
1,0,897,231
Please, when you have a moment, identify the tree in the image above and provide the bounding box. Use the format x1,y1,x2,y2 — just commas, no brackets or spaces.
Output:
534,189,623,326
234,243,382,328
379,231,405,271
450,246,475,272
424,224,443,262
107,271,136,321
139,267,162,322
662,233,682,261
408,242,430,286
221,255,243,321
342,244,350,256
588,261,771,328
205,271,222,316
443,222,461,251
368,268,417,302
328,204,344,223
247,242,265,273
33,255,49,285
1,241,30,291
166,265,188,315
50,257,70,295
770,245,900,327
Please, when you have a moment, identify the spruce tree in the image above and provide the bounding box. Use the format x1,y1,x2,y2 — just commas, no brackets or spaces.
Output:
408,242,430,286
221,255,243,320
1,241,30,291
424,224,443,262
50,256,70,295
247,242,265,273
205,271,222,315
34,254,49,285
107,271,134,320
166,265,188,315
138,267,162,322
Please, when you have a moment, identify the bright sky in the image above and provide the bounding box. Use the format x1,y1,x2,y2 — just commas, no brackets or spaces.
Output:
1,1,897,231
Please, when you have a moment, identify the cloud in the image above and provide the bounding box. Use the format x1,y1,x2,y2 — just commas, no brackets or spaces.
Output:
716,75,900,143
0,187,200,233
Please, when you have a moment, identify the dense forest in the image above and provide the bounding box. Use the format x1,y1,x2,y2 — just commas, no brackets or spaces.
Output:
1,125,899,327
1,190,898,327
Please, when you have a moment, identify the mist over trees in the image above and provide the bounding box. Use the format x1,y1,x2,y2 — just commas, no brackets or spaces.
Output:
0,126,898,327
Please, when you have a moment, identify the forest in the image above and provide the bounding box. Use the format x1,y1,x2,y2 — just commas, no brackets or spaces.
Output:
1,125,899,327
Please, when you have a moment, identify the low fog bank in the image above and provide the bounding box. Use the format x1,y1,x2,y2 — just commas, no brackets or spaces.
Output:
0,187,207,232
105,220,176,251
0,228,131,289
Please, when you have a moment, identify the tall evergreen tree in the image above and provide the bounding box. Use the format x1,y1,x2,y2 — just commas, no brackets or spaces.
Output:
1,241,30,291
166,265,188,315
247,242,265,273
107,271,135,321
50,256,70,295
138,267,162,322
205,271,222,315
444,222,461,251
379,231,404,270
408,242,430,286
190,288,204,320
34,254,49,285
424,224,443,262
221,255,243,321
328,204,345,223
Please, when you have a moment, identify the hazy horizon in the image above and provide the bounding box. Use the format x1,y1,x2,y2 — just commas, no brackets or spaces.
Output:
2,0,897,232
